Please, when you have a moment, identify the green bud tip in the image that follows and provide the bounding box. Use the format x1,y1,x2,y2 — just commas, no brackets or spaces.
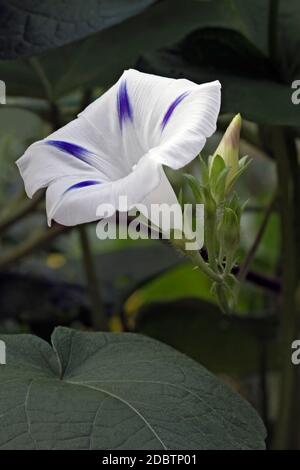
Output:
213,114,242,187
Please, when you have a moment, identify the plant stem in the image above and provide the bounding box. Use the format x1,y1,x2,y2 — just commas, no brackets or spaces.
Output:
188,250,222,284
78,225,107,331
241,269,281,293
238,194,277,283
0,223,70,269
0,191,44,234
272,128,299,449
205,215,218,272
29,57,53,101
29,57,61,130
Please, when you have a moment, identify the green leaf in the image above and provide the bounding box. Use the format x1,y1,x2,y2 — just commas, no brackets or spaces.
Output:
183,173,203,203
221,208,240,247
53,242,182,310
229,0,269,54
235,0,299,80
228,192,242,220
135,298,279,375
198,155,210,186
125,261,268,315
209,154,225,180
214,167,230,203
239,155,251,168
0,0,260,99
140,49,300,127
177,187,184,210
0,0,156,59
227,157,252,192
0,327,266,449
209,154,226,201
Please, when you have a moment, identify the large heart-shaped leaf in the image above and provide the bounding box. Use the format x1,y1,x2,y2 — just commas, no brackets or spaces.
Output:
0,0,156,59
0,0,260,99
139,49,299,127
278,0,300,80
0,327,266,449
232,0,300,80
228,0,269,54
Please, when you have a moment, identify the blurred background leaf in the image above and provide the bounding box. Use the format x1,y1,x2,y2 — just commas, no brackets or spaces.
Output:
0,0,156,58
135,297,279,376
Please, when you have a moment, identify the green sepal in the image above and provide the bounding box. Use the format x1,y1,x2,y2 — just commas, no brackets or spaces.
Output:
227,156,252,192
213,167,231,204
198,154,209,186
178,187,184,210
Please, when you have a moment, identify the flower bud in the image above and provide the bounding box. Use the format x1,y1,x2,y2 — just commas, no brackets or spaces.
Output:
218,207,240,256
213,114,242,190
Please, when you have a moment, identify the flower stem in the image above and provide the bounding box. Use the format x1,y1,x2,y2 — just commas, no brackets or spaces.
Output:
78,225,107,331
188,250,222,284
238,194,277,283
29,57,53,102
29,57,62,130
205,214,218,272
0,191,44,235
271,129,299,449
0,223,70,269
231,194,276,313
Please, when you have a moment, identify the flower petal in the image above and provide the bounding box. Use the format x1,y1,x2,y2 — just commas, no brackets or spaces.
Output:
16,69,220,229
121,69,221,169
161,91,190,131
16,116,119,199
78,77,144,170
117,78,133,129
138,169,181,232
150,79,221,169
45,156,170,227
80,69,221,170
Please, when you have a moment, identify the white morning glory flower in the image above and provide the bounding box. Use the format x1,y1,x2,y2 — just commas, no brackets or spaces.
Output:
16,69,221,228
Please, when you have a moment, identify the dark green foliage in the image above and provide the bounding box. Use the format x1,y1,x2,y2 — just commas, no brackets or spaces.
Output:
0,327,266,449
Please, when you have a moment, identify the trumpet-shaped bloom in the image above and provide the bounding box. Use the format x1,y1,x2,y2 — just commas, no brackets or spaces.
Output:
17,69,221,227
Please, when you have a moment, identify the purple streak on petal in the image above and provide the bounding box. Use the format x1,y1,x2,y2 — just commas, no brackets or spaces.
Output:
45,140,93,164
117,79,133,129
64,180,101,193
161,91,190,131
